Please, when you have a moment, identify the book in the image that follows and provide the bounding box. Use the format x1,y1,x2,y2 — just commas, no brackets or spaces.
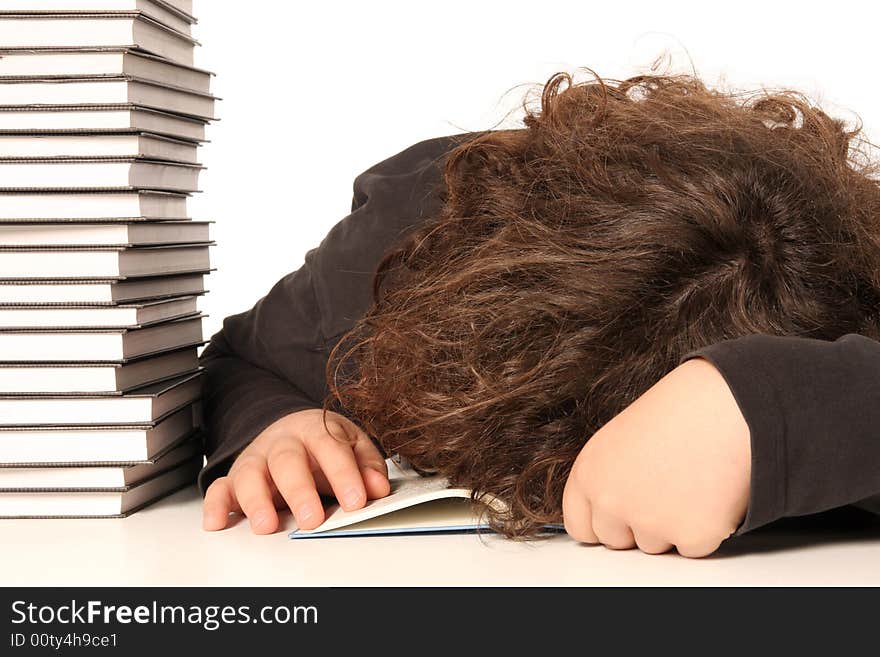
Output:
2,0,193,12
0,273,206,304
0,15,198,66
0,370,202,426
289,459,566,538
0,220,209,247
0,403,199,464
0,133,200,162
0,158,202,192
0,77,217,121
0,453,202,517
0,1,197,35
0,346,199,394
0,314,204,361
0,436,201,491
158,0,192,15
0,295,198,328
0,106,206,142
0,190,188,221
0,49,212,94
0,244,210,279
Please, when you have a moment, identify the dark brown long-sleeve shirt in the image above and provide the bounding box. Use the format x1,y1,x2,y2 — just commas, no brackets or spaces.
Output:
199,134,880,537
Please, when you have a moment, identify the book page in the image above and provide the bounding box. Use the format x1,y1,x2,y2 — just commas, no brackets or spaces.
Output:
291,462,503,535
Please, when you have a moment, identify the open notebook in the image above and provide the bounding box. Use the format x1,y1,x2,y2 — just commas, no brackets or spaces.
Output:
289,458,566,539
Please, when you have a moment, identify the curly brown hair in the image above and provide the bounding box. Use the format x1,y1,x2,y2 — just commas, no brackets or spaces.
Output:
323,69,880,538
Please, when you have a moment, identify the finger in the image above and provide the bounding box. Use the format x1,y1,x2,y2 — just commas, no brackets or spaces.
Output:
308,414,386,497
303,418,352,497
562,477,599,544
631,528,674,555
676,536,724,559
266,442,325,531
590,508,636,550
202,477,239,531
351,433,391,500
361,466,392,500
309,428,389,500
302,422,368,511
231,455,279,534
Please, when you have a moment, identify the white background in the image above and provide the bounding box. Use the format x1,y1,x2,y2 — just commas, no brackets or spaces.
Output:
189,0,880,338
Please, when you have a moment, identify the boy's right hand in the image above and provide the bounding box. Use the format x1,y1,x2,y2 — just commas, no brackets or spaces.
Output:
202,409,391,534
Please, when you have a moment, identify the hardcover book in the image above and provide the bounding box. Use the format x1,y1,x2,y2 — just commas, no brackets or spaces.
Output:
0,77,217,121
0,295,198,328
0,1,197,35
0,133,200,162
0,370,203,426
0,452,202,517
0,190,189,221
0,48,212,93
0,313,205,361
0,273,207,304
0,436,202,490
0,244,211,278
0,106,207,142
0,220,209,247
0,14,197,66
0,158,203,192
0,346,199,394
0,401,200,463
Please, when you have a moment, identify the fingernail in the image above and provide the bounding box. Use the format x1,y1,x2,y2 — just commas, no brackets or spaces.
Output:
296,504,315,522
251,512,270,530
342,488,363,508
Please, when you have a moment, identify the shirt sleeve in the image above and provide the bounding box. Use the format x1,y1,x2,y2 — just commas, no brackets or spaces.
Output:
680,333,880,535
197,134,460,493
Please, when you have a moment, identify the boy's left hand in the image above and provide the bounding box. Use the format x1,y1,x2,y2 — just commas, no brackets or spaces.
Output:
562,357,751,558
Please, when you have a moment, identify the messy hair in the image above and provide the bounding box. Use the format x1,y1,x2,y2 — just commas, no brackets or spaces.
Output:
324,69,880,538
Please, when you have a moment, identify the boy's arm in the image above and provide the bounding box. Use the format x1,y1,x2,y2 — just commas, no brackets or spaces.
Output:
681,333,880,534
198,135,460,493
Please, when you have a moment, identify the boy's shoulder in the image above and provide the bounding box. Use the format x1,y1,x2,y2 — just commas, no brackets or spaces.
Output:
355,133,472,183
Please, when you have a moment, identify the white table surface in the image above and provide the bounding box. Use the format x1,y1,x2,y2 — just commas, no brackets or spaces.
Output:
2,485,879,587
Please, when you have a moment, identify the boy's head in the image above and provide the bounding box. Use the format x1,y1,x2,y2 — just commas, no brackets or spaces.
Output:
327,70,880,537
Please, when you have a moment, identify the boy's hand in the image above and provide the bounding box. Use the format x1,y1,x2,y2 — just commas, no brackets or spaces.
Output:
202,409,391,534
562,357,751,558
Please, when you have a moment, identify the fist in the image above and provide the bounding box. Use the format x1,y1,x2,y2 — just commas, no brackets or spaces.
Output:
562,357,751,558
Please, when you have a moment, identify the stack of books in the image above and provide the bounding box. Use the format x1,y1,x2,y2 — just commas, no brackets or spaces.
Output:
0,0,214,518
